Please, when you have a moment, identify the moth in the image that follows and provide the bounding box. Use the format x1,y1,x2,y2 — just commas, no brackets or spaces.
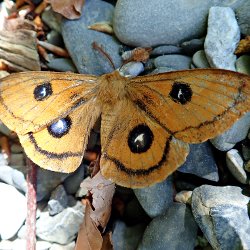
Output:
0,69,249,188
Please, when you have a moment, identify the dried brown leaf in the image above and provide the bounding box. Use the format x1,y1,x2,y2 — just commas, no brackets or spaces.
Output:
101,232,113,250
75,200,103,250
49,0,85,20
81,171,115,230
235,36,250,54
88,22,113,35
122,47,152,63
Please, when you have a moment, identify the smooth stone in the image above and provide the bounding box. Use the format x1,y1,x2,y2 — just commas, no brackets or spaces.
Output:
48,185,68,216
192,50,210,68
150,67,175,74
11,239,52,250
0,183,27,239
178,142,219,181
175,190,192,205
192,185,250,250
154,55,192,70
50,242,76,250
119,62,144,76
47,57,77,73
0,165,27,193
47,30,64,47
63,164,85,195
134,176,174,218
36,201,84,244
236,55,250,75
61,0,122,75
113,0,244,47
112,221,147,250
235,1,250,36
37,168,69,201
151,45,184,56
226,149,247,184
181,38,205,56
137,203,198,250
204,7,240,70
210,112,250,151
42,6,62,33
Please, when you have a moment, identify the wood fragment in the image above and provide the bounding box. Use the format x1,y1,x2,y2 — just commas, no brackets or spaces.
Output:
0,29,40,71
0,135,11,163
88,22,113,35
38,40,70,57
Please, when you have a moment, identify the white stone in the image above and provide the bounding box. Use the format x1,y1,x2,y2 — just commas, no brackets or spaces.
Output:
204,7,240,70
0,183,27,239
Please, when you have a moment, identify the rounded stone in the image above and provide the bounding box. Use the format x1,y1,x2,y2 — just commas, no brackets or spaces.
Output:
113,0,244,47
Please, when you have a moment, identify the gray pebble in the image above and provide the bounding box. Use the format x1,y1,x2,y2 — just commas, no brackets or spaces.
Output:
48,185,68,216
192,50,210,68
150,67,175,74
210,112,250,151
63,164,85,195
0,183,27,240
47,57,77,73
50,241,75,250
42,6,62,33
236,55,250,75
226,149,247,184
134,176,174,218
61,0,122,75
36,201,84,244
181,38,205,56
178,142,219,181
119,62,144,77
112,221,146,250
113,0,243,47
151,45,183,56
137,203,198,250
204,7,240,70
154,55,192,70
0,165,27,193
235,1,250,36
192,185,250,250
37,168,69,202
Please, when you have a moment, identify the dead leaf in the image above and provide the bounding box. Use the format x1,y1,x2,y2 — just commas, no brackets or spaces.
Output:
81,172,115,230
122,47,152,63
101,232,113,250
88,22,113,35
75,200,103,250
49,0,85,19
235,36,250,54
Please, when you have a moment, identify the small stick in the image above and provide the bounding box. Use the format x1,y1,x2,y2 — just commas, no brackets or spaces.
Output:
38,40,70,57
26,159,37,250
92,41,115,70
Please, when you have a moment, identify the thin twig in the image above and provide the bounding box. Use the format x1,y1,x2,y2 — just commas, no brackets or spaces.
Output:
92,41,115,70
26,159,37,250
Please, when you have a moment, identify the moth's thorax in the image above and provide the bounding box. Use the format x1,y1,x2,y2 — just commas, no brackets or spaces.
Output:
97,71,129,105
